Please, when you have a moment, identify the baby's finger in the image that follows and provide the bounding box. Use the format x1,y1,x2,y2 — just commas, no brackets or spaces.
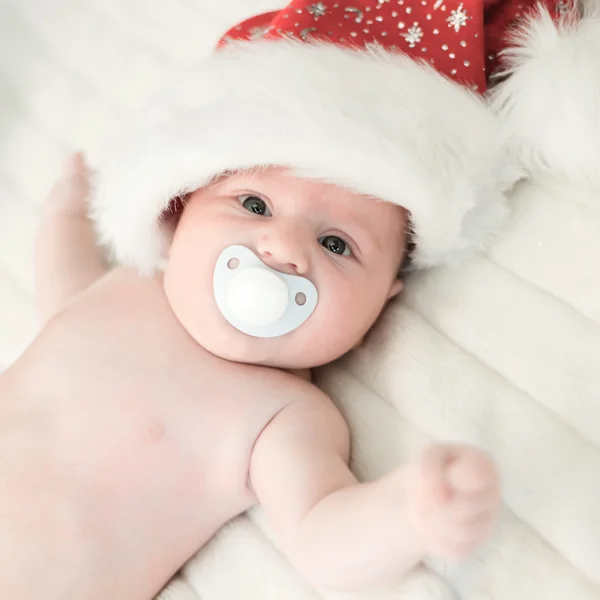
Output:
63,152,88,180
449,511,496,543
433,523,493,560
445,488,500,521
420,445,460,502
444,509,499,541
446,449,498,494
457,509,498,532
45,153,91,216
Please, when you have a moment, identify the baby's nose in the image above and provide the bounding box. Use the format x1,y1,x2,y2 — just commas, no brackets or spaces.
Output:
256,222,310,275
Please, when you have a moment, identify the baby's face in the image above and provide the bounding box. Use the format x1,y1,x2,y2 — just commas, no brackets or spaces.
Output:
164,168,407,369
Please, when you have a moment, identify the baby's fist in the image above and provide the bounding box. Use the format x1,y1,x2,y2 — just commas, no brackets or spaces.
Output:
408,444,500,560
44,152,90,218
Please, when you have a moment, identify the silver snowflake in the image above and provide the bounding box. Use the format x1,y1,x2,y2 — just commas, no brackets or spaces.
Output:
447,3,469,32
345,6,364,22
300,27,318,40
403,24,423,47
308,2,327,18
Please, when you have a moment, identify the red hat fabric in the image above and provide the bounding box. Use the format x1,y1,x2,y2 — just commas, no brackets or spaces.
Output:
219,0,565,92
90,0,575,275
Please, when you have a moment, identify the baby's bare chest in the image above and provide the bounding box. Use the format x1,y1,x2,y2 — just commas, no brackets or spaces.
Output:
23,273,295,502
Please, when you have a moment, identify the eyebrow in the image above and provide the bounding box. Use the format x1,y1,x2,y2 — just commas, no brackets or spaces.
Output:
336,199,386,247
209,168,264,188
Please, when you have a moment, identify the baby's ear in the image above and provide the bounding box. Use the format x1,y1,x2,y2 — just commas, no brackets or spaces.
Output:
386,279,404,301
162,215,178,256
162,195,187,255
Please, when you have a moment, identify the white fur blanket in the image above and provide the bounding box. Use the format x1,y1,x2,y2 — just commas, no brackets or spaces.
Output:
1,1,598,599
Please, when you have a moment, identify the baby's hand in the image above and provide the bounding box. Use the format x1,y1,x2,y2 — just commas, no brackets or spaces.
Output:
408,444,500,560
44,152,90,218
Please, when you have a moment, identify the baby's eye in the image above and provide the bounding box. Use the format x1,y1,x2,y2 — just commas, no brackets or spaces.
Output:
320,235,352,257
239,195,271,216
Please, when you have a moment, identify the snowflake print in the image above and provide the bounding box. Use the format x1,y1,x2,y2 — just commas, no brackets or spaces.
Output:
403,24,423,47
308,2,327,18
345,6,364,22
447,3,469,32
300,27,318,40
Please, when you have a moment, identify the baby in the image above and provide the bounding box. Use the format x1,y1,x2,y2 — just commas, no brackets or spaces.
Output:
0,153,499,599
0,0,546,594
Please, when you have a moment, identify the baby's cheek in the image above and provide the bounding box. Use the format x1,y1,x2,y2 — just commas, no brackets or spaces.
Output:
313,289,370,353
163,258,210,333
330,281,388,340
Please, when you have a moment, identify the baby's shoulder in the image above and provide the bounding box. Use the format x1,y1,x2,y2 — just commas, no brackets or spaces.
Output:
74,267,175,325
266,372,350,459
99,267,163,296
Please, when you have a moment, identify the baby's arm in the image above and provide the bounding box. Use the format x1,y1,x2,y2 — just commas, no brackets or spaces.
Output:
35,153,107,322
250,390,500,592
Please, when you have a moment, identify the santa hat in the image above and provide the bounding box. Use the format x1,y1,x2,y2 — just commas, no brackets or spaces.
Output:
90,0,569,275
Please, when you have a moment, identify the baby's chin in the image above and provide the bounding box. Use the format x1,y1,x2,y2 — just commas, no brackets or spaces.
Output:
200,332,311,369
184,319,345,370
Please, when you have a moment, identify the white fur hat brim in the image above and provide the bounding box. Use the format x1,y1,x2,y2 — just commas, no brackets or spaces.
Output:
91,40,517,275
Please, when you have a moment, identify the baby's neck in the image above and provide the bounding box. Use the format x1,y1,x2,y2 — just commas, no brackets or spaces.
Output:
286,368,312,382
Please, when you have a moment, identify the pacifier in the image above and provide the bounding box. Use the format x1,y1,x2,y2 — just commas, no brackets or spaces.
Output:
213,245,318,338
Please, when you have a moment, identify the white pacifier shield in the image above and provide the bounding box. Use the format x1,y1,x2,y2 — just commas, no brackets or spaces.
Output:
228,268,288,327
214,245,318,338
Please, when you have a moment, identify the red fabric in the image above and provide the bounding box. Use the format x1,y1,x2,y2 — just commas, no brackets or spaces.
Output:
218,0,572,92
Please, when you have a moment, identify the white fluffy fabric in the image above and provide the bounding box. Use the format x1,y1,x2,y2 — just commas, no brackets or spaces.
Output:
90,39,515,274
1,2,599,600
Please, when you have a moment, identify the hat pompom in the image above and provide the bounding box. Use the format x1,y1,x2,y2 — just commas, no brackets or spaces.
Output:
491,2,600,185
